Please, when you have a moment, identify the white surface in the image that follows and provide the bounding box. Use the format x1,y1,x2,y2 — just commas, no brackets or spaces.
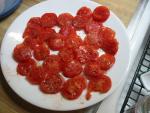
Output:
0,0,130,111
97,0,150,113
140,71,150,91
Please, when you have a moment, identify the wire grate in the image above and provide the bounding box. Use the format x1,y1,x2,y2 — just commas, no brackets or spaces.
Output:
120,36,150,113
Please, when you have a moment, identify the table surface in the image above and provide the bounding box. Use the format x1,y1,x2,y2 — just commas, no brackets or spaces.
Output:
0,0,139,113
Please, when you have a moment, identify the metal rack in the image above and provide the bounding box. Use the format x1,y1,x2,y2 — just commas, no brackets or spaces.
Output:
120,34,150,113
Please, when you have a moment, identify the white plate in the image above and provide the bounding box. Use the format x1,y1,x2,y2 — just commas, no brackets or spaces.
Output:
0,0,130,111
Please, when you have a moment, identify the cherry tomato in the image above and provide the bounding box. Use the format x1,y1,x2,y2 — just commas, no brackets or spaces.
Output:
84,63,105,80
17,58,36,76
65,34,83,49
13,44,32,62
58,48,74,63
23,38,41,50
40,74,64,94
33,43,49,61
23,25,42,39
74,45,98,64
27,17,41,27
86,75,111,100
73,15,89,29
100,27,115,39
85,18,102,33
61,76,87,100
93,6,110,22
85,45,99,62
58,13,73,26
47,33,65,51
98,54,115,70
41,13,58,28
38,28,56,42
74,46,88,64
59,25,76,37
100,27,118,55
62,60,83,78
88,75,112,93
77,6,92,16
84,30,102,49
43,55,61,75
27,66,45,84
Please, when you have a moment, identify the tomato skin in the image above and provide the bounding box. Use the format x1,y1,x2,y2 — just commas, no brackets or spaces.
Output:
17,58,36,76
73,15,89,29
58,13,74,26
47,33,65,51
61,76,87,100
27,66,46,84
33,43,49,61
58,48,74,63
13,44,32,62
23,25,42,39
100,27,118,55
74,45,98,64
88,75,112,93
65,34,83,49
27,17,41,27
40,74,64,94
23,38,41,50
38,28,56,42
84,63,105,80
93,6,110,22
59,25,76,37
77,6,92,16
84,30,102,49
43,55,61,75
62,60,83,78
86,75,112,100
41,13,58,28
85,18,102,33
98,54,115,70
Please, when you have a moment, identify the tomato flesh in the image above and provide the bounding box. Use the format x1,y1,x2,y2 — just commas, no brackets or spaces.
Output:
93,6,110,22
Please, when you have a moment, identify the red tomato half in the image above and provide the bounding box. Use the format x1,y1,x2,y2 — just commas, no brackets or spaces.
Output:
65,34,83,49
13,44,32,62
61,76,87,100
47,33,65,51
88,75,112,93
77,6,92,16
100,27,118,55
98,54,115,70
23,25,42,39
74,45,98,64
27,17,41,27
27,66,45,84
85,18,102,33
38,28,56,42
62,60,83,78
58,48,74,63
40,74,64,94
59,25,76,37
23,38,41,50
17,58,36,76
73,15,89,29
58,13,73,26
41,13,58,28
33,43,49,61
43,55,61,75
84,30,102,49
84,63,105,80
93,6,110,22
